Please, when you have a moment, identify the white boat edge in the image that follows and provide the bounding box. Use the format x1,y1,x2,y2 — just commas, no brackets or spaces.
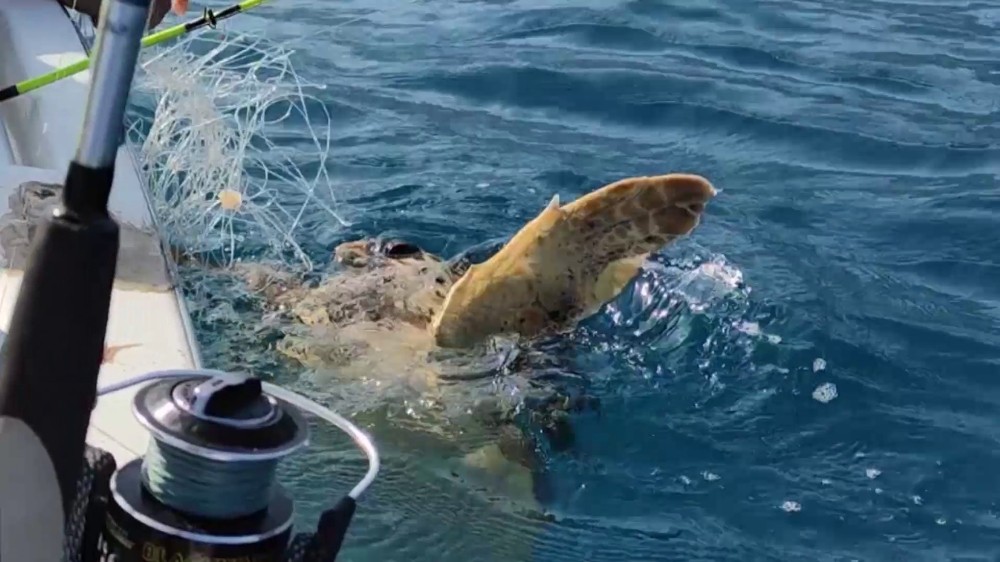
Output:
0,0,203,466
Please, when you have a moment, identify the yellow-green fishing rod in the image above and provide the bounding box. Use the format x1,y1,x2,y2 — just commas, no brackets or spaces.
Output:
0,0,266,103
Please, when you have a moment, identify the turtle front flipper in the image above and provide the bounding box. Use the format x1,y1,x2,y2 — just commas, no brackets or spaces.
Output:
431,173,717,348
453,399,552,511
587,254,647,315
458,380,600,508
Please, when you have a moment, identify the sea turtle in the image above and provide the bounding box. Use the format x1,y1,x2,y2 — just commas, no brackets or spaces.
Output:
227,172,717,506
0,172,716,510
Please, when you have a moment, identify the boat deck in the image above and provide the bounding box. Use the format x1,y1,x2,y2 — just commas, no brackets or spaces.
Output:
0,0,201,465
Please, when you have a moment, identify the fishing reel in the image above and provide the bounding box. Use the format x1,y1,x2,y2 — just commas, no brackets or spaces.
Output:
72,369,379,562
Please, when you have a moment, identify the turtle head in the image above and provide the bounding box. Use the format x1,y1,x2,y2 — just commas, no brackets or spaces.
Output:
334,237,433,269
330,237,458,327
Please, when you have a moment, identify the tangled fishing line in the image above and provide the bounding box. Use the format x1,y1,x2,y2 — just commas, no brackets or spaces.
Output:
122,29,348,272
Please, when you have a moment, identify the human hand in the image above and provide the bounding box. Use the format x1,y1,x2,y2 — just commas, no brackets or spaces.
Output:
149,0,189,29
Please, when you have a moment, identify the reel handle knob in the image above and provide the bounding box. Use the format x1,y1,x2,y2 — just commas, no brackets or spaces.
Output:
193,374,264,418
183,372,277,427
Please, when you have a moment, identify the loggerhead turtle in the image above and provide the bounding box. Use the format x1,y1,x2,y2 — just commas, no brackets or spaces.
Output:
228,172,717,506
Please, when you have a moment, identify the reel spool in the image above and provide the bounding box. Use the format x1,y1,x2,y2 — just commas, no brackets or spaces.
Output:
94,369,379,562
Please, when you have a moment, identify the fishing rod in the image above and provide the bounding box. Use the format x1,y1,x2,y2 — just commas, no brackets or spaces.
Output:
0,0,266,103
0,1,379,560
0,0,149,558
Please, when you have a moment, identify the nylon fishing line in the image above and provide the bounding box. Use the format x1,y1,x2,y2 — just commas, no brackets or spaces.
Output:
140,437,281,519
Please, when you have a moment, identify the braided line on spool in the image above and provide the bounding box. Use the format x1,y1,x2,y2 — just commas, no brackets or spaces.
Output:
140,437,281,520
98,369,380,501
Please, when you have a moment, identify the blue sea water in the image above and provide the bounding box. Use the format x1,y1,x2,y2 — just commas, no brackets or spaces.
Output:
157,0,1000,560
